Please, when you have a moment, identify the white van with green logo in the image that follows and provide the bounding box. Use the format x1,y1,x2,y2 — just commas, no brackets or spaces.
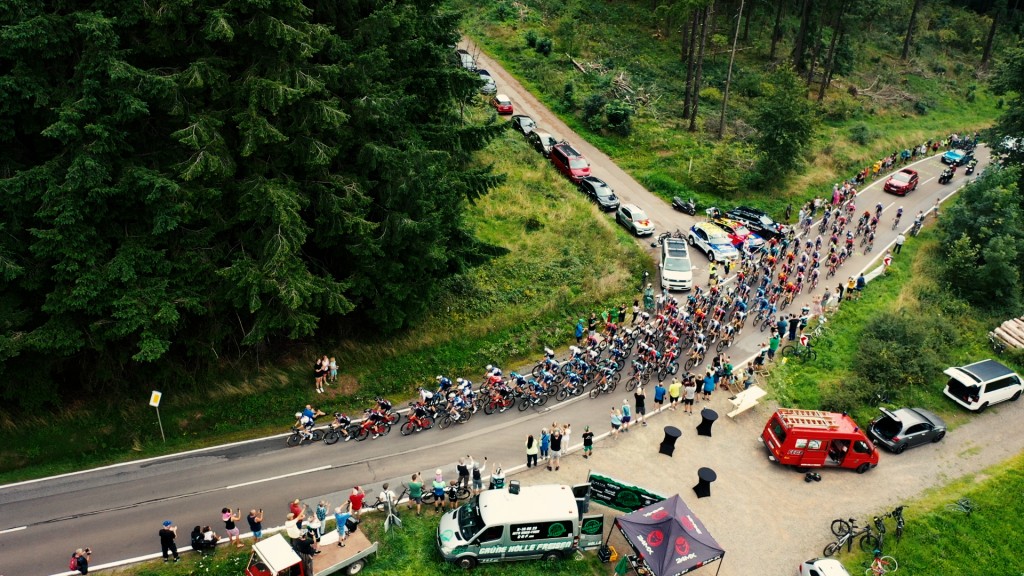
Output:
436,483,604,569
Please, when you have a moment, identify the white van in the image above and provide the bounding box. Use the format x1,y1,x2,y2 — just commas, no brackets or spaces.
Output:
943,359,1023,412
436,484,604,569
660,238,693,291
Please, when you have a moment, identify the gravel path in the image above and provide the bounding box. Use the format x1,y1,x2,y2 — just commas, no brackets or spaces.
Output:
511,395,1024,575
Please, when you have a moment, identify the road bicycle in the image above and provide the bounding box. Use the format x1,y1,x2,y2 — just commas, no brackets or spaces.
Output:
891,213,902,230
824,517,879,556
909,219,923,237
354,416,392,440
945,497,977,516
780,343,817,362
518,393,548,411
888,505,907,543
323,422,360,445
422,484,471,504
437,406,473,430
369,484,410,511
866,551,898,576
286,426,324,447
588,373,619,399
399,411,434,436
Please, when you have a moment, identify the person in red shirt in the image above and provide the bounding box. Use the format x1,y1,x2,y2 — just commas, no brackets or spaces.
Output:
289,499,303,519
348,487,365,514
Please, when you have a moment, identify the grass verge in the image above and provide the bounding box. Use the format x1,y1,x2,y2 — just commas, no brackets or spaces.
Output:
840,451,1024,576
0,102,651,483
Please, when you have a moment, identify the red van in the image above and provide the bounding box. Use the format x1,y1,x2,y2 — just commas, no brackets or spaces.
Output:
760,409,879,474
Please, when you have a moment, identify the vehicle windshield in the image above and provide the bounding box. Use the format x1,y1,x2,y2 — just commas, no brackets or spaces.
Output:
732,224,751,236
543,136,557,146
570,158,590,169
708,232,731,244
457,498,483,538
497,98,511,106
632,209,649,221
892,172,911,183
664,257,691,272
595,187,613,198
757,215,774,227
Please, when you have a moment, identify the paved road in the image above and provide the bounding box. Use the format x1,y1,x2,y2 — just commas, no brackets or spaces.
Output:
0,42,995,575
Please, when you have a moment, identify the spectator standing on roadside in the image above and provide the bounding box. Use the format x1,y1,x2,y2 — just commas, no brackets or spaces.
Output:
632,299,640,324
618,304,627,324
457,457,471,491
836,282,845,304
315,501,329,538
610,407,622,436
548,429,563,471
289,498,303,519
408,473,424,515
432,471,446,513
768,333,780,361
653,382,666,410
562,423,572,448
668,378,682,410
540,428,550,460
348,486,365,515
222,507,243,548
472,458,487,494
894,233,906,255
702,369,715,401
856,273,867,295
634,386,648,426
787,315,800,341
285,513,301,543
247,509,264,543
684,378,698,414
159,521,180,563
526,435,539,468
620,399,632,431
575,319,584,344
582,426,595,458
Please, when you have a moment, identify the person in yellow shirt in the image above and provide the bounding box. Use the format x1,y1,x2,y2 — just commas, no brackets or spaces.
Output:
668,378,683,411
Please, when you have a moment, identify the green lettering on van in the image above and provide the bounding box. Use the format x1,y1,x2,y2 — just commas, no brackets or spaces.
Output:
547,523,568,537
581,519,602,535
616,490,640,508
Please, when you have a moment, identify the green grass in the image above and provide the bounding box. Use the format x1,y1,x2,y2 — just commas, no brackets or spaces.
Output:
452,0,1003,221
840,451,1024,576
109,511,605,576
0,102,651,483
765,218,1023,428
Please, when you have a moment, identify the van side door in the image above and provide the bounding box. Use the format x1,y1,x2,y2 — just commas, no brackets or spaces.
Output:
471,525,506,563
572,483,592,518
795,437,827,467
578,514,605,550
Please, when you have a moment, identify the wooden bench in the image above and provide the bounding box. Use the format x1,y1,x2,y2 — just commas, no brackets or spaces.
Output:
727,385,767,418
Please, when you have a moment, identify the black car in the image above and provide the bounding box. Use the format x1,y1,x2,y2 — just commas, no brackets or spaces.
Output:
867,407,947,454
527,131,558,157
578,176,620,211
725,206,789,241
510,114,537,136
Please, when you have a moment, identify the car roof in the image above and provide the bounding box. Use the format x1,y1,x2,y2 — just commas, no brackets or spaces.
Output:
478,69,491,76
495,93,511,101
803,558,852,576
581,176,607,186
512,114,533,121
879,407,941,428
694,222,728,235
622,203,641,211
952,359,1016,383
714,218,747,230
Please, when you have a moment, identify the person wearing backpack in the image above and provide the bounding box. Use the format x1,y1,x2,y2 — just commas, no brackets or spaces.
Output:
70,548,91,574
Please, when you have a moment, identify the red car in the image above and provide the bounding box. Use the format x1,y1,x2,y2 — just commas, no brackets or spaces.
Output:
884,168,919,196
490,94,513,115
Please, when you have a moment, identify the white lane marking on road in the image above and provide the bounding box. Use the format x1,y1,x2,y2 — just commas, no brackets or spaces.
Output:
225,464,332,489
0,525,26,534
921,176,936,185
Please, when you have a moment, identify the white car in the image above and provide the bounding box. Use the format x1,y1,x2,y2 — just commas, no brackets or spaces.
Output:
798,558,851,576
616,204,655,236
943,359,1023,412
687,222,739,262
660,238,693,291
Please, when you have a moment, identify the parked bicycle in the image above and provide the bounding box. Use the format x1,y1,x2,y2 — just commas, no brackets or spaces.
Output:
824,517,879,556
945,497,977,517
888,505,907,543
780,343,817,362
866,550,898,576
369,484,410,511
422,484,470,504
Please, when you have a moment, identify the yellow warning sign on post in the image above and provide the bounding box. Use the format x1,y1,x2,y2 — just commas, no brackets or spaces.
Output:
149,391,162,407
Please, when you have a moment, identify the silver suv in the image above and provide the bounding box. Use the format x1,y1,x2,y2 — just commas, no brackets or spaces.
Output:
616,204,655,236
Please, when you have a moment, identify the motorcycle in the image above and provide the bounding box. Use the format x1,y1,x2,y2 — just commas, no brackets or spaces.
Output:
672,196,697,215
938,167,954,184
965,160,977,175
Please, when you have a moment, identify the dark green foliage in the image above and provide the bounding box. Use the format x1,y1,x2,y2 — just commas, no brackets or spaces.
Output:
914,101,929,114
750,66,818,182
582,94,607,124
604,100,633,136
989,40,1024,174
561,82,576,110
525,30,538,48
849,123,875,146
853,313,947,396
536,37,553,56
0,0,503,409
939,165,1024,313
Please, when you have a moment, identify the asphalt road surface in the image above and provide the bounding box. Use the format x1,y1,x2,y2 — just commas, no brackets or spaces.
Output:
0,44,995,575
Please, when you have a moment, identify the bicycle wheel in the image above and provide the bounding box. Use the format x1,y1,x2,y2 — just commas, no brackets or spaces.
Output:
323,429,340,445
823,542,841,557
684,357,696,371
377,424,391,438
422,492,435,504
830,519,852,537
760,319,771,332
483,401,496,415
535,394,547,407
807,349,818,362
657,367,668,382
780,345,796,358
457,486,471,500
518,398,532,412
893,524,903,543
560,387,575,401
310,429,324,442
286,432,301,447
716,339,728,353
355,426,370,441
400,421,416,436
878,556,897,574
589,386,602,399
625,378,638,392
859,534,880,553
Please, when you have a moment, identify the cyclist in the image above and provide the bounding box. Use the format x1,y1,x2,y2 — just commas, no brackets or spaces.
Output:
875,202,883,220
375,396,393,415
435,375,453,395
366,407,389,438
457,378,477,411
295,411,317,442
419,387,435,405
410,402,433,427
330,412,353,440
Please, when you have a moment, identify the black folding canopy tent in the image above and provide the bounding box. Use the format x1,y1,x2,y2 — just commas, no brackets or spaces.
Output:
614,494,725,576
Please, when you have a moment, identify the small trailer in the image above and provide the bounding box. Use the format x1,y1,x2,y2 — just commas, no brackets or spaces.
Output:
244,532,377,576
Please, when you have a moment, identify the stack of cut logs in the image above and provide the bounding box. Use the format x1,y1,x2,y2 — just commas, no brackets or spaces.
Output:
992,317,1024,350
